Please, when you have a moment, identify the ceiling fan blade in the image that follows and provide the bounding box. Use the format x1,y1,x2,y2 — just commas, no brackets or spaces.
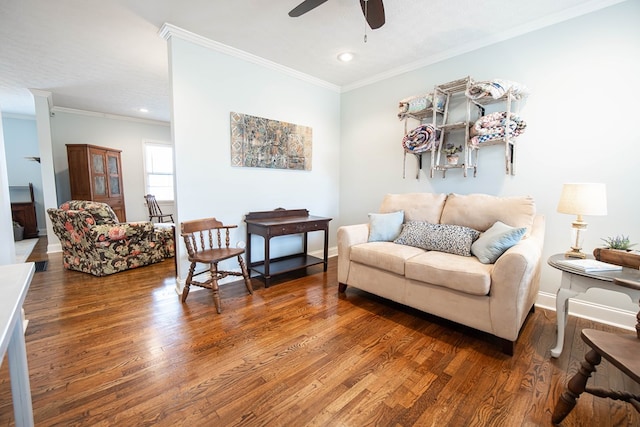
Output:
289,0,329,17
360,0,385,29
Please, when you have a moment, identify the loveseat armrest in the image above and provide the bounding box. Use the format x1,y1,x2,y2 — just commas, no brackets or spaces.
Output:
337,223,370,284
489,214,545,341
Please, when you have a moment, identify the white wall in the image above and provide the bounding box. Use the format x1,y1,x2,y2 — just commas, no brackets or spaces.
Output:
167,35,341,282
50,111,171,222
0,110,17,264
340,1,640,318
2,116,44,234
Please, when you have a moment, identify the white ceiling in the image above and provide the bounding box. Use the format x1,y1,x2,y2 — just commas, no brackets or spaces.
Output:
0,0,625,123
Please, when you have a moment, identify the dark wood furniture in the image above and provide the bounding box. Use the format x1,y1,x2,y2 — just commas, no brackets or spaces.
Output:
10,183,38,238
552,277,640,424
180,217,253,313
245,208,331,288
144,194,174,223
67,144,126,221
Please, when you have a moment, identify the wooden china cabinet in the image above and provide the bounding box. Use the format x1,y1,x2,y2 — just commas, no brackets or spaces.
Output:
66,144,126,221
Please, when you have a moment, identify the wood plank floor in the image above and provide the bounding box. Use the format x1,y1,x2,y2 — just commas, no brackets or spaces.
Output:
1,237,639,426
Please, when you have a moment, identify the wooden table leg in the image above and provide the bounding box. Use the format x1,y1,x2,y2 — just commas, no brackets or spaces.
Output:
552,348,601,424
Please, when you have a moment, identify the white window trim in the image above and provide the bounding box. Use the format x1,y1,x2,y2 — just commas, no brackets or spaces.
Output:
142,139,175,202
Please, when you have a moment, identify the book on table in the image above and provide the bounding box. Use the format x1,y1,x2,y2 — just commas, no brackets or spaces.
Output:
557,258,623,272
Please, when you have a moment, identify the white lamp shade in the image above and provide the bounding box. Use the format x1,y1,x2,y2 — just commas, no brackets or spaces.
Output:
557,183,607,216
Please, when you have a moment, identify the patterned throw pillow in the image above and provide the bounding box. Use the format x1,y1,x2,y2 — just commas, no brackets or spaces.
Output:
393,221,480,256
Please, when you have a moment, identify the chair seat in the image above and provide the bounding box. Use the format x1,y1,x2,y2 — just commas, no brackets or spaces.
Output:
190,247,245,263
582,329,640,383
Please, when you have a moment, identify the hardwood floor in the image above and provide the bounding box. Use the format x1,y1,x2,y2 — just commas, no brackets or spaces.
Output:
1,238,639,426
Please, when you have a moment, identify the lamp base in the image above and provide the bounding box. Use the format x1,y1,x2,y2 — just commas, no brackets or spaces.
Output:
565,248,587,259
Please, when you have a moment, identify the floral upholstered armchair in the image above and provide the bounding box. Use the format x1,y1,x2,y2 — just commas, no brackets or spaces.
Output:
47,200,175,276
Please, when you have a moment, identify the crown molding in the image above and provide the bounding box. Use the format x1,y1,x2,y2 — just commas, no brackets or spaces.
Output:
50,106,170,126
159,23,341,93
342,0,628,92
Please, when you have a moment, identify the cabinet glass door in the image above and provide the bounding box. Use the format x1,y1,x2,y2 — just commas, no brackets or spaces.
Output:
107,154,121,196
91,153,107,195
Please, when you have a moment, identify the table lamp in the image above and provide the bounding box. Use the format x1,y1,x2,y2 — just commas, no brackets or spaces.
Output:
557,183,607,258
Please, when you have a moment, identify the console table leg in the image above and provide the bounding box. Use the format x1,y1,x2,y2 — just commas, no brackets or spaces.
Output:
323,228,329,271
551,288,578,358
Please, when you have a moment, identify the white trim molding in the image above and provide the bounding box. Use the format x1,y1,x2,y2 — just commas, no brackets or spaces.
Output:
159,23,341,93
536,290,637,332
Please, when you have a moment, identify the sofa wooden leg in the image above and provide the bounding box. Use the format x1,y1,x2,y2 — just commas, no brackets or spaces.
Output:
338,283,347,293
501,339,515,356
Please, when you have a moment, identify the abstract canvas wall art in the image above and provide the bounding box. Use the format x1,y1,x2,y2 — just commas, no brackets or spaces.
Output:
230,112,312,170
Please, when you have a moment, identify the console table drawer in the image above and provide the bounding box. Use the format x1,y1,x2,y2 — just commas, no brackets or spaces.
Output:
272,222,324,236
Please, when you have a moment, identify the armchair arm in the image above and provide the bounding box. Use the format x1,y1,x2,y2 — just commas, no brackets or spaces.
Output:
90,222,155,244
337,223,370,284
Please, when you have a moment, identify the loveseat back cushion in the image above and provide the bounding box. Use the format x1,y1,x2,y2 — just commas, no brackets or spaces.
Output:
379,193,447,223
405,251,493,296
350,242,426,276
440,193,535,234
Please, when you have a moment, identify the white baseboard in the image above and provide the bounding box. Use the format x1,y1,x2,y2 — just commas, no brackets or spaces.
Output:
536,291,637,332
47,242,63,253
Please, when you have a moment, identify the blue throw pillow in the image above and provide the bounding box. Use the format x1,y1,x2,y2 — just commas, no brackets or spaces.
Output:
368,211,404,242
471,221,527,264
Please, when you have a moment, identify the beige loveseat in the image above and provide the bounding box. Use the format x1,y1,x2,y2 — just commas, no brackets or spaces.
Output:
337,192,545,355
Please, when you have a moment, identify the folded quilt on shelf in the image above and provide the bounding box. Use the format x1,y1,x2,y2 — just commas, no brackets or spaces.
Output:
402,124,441,153
466,79,529,100
469,111,526,147
398,93,446,119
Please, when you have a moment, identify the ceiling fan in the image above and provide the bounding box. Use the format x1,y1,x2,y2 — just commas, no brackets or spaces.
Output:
288,0,385,30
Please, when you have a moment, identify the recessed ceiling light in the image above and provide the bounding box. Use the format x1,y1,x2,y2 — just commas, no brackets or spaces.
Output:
337,52,354,62
139,108,149,113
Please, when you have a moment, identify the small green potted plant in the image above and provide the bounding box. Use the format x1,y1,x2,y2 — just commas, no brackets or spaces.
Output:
600,235,636,251
442,143,462,165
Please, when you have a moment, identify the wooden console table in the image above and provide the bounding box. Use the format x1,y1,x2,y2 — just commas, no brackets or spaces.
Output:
245,209,331,287
10,183,38,239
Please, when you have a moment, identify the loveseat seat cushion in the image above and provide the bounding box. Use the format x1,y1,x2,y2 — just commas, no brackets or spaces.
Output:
350,242,426,276
405,251,493,296
380,193,447,223
440,193,535,234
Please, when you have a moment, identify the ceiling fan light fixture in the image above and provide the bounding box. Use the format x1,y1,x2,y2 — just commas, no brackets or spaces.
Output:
337,52,354,62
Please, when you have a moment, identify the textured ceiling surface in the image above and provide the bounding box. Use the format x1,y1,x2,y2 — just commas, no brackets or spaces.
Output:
0,0,625,123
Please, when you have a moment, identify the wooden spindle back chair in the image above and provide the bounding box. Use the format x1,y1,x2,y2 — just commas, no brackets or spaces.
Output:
180,217,253,313
144,194,174,223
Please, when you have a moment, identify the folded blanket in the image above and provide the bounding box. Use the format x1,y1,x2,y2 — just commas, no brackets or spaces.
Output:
398,93,446,119
471,111,526,135
466,79,529,101
469,112,526,147
402,124,441,153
